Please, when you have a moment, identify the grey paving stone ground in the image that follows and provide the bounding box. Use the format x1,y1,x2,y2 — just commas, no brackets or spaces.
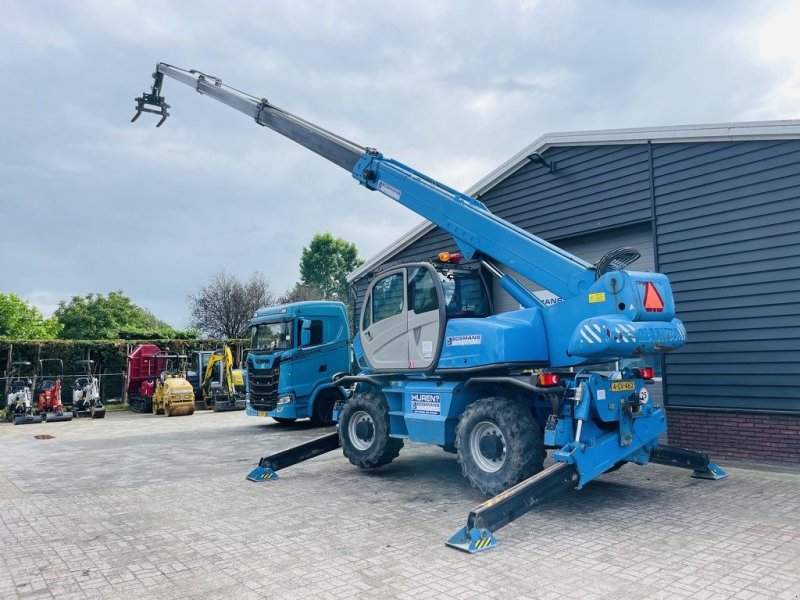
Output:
0,411,798,600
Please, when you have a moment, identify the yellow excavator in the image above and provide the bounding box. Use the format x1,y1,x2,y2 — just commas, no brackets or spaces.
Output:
201,345,246,412
151,353,195,417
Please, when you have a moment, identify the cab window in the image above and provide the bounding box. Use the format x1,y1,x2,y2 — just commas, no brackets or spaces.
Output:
409,267,438,314
372,273,405,323
439,270,490,318
362,291,372,330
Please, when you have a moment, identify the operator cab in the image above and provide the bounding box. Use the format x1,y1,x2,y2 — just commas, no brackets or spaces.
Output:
358,255,491,372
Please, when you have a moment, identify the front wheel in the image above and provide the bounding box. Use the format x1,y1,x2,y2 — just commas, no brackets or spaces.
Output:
455,396,546,496
338,390,403,469
310,389,339,427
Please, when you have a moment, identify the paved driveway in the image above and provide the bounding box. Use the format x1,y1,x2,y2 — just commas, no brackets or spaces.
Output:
1,411,798,600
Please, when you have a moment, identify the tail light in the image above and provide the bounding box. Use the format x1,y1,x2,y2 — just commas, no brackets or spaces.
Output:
634,367,655,380
538,373,561,387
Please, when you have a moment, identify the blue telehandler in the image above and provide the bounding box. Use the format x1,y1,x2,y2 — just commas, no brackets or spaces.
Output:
133,64,726,552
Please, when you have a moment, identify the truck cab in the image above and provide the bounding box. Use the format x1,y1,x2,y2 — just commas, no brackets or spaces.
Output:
246,301,350,426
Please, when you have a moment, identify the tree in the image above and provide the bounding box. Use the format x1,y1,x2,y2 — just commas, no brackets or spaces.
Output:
299,233,364,301
0,293,62,339
55,291,175,340
188,271,275,338
277,283,325,305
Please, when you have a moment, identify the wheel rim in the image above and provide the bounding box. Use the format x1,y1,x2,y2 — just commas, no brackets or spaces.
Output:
348,410,375,451
470,420,506,473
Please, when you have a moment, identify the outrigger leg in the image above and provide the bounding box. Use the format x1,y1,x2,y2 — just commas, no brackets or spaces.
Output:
649,445,728,480
447,462,579,553
246,431,341,482
447,444,726,554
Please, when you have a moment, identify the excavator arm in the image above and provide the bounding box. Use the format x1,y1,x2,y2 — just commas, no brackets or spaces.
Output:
200,346,238,400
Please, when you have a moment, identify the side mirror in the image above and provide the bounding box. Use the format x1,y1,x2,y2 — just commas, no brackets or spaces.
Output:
300,319,311,347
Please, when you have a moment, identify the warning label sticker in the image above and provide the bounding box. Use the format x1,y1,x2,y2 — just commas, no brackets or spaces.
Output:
411,393,441,415
588,292,606,303
421,340,433,359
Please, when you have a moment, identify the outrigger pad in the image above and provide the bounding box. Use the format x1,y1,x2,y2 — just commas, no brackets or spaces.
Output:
692,464,727,480
246,466,279,482
446,526,497,553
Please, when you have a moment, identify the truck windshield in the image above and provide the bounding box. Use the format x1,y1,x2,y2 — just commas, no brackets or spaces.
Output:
438,270,490,318
251,322,293,351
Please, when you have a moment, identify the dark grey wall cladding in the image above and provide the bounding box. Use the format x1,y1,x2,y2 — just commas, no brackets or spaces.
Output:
351,138,800,414
654,140,800,412
482,144,652,239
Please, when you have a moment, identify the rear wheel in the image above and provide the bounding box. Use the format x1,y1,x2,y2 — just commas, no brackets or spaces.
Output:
310,389,339,427
455,396,546,496
339,390,403,469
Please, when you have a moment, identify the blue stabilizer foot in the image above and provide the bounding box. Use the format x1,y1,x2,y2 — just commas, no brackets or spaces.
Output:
692,463,727,480
445,526,497,553
246,466,279,482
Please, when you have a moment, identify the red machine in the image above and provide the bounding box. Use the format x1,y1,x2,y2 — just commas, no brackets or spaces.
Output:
37,359,73,422
126,344,167,413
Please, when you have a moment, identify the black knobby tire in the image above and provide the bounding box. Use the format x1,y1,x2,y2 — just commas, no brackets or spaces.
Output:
310,389,339,427
338,390,403,469
272,417,296,426
455,396,546,496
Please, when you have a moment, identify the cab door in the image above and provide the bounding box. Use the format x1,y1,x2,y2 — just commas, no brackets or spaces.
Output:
360,269,409,370
359,265,444,372
407,265,444,370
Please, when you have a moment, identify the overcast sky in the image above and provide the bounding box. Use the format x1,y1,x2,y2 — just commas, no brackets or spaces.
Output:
2,0,799,328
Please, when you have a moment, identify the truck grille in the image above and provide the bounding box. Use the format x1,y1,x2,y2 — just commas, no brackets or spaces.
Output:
248,358,280,411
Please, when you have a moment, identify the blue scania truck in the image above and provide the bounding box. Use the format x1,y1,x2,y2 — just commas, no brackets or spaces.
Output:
245,301,350,426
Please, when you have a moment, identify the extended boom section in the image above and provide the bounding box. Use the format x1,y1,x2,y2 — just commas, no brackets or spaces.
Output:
133,63,727,553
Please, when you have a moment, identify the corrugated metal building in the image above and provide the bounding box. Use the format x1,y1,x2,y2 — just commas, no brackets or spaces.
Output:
347,120,800,464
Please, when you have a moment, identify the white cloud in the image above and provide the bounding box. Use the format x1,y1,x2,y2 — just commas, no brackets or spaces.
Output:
2,0,798,326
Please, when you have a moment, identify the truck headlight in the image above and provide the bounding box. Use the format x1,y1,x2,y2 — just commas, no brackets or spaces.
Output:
277,395,293,405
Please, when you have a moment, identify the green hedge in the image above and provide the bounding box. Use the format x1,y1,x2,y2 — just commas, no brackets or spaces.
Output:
1,338,248,403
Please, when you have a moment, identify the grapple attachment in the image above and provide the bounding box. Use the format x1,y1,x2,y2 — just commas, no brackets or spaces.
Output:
131,71,170,127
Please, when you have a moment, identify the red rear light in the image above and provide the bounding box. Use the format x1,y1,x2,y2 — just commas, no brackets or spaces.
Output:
538,373,561,387
635,367,655,380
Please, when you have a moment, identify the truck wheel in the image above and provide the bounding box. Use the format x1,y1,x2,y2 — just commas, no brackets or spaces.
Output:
455,396,546,496
310,389,339,427
339,391,403,469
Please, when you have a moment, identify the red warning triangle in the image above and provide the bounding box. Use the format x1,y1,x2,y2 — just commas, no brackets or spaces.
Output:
643,282,664,312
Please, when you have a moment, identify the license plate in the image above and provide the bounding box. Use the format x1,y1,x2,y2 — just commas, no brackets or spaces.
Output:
257,411,267,417
611,381,635,392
